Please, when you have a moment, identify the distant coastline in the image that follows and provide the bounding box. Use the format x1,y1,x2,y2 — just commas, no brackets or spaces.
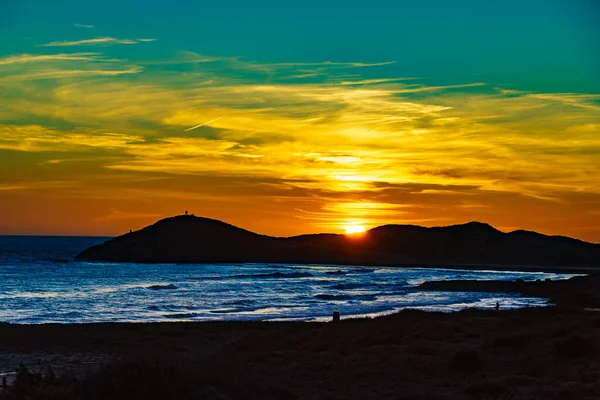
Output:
77,215,600,271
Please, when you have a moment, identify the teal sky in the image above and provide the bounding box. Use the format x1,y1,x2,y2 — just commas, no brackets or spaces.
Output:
1,0,599,240
2,0,598,92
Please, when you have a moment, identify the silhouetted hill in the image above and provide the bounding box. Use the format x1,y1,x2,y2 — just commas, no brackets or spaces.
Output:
77,216,296,263
77,215,600,269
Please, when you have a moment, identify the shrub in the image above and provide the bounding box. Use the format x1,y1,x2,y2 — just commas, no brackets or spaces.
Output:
448,348,484,374
1,359,296,400
466,378,515,400
553,335,596,359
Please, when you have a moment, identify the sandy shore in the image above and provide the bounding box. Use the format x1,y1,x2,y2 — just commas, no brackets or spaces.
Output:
2,276,600,399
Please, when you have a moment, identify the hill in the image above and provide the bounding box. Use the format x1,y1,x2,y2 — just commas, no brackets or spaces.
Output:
77,215,600,269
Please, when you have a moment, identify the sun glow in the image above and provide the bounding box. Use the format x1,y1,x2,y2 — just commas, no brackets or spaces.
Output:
344,224,366,235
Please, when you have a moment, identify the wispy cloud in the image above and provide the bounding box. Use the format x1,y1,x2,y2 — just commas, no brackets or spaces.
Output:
74,23,94,29
525,93,600,111
339,78,418,85
392,82,486,93
0,52,107,65
0,52,139,82
0,125,144,152
2,49,600,238
268,61,396,68
39,37,156,47
3,66,143,81
0,181,78,192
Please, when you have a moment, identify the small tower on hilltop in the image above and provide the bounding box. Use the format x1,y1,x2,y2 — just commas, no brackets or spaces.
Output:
185,210,188,216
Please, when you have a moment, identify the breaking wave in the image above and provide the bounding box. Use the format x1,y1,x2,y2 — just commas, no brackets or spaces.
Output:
147,284,178,290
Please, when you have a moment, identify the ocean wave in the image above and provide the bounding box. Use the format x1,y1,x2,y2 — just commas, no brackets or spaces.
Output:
211,305,309,316
349,268,377,274
244,272,314,279
162,312,198,319
329,281,408,291
210,306,259,314
330,283,367,290
377,281,409,289
325,270,347,275
2,243,579,324
315,293,377,301
224,299,255,306
146,284,178,290
46,258,71,263
196,272,314,281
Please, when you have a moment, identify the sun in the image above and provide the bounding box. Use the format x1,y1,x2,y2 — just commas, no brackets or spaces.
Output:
345,224,366,235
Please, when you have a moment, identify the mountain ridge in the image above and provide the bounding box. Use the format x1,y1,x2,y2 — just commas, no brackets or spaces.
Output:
77,215,600,269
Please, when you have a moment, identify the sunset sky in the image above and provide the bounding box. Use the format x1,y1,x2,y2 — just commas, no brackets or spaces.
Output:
1,0,599,240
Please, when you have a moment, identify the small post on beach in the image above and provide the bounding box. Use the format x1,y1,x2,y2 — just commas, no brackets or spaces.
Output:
2,376,6,390
332,311,340,322
495,302,500,311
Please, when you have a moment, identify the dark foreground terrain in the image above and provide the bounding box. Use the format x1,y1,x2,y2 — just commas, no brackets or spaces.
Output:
2,309,600,399
2,276,600,400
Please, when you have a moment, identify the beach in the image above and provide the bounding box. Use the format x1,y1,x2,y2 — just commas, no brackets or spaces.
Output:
2,275,600,399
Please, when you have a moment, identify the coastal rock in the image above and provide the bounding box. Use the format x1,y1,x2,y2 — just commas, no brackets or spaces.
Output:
418,275,600,309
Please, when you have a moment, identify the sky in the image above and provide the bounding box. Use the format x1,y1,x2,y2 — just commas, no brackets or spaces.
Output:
1,0,599,240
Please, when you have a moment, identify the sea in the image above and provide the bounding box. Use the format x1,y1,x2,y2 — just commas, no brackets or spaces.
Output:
0,236,581,324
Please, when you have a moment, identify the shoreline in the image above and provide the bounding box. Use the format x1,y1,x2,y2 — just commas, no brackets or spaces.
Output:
0,266,586,325
2,306,600,399
418,274,600,309
3,272,600,398
80,258,598,275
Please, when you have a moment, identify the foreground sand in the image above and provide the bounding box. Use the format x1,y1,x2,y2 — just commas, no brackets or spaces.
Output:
1,276,600,399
